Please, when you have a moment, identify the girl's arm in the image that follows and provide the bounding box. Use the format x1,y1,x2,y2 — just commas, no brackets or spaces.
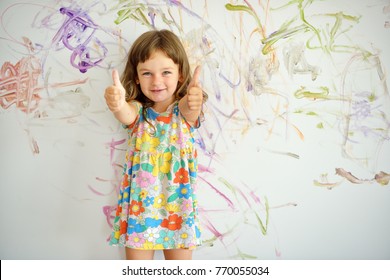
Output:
105,69,139,125
112,101,139,126
179,66,203,127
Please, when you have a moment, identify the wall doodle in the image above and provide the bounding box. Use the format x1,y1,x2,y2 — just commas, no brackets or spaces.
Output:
1,0,389,259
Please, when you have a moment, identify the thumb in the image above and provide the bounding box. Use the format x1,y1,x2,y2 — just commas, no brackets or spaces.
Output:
112,69,123,88
188,66,201,88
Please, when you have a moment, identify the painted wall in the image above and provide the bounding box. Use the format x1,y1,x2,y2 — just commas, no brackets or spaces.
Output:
1,0,389,260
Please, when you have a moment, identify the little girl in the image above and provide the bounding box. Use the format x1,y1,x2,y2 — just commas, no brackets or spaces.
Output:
105,29,207,260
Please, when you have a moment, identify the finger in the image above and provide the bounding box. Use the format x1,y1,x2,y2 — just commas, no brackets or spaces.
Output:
112,69,122,87
188,100,202,110
189,65,201,88
188,87,203,99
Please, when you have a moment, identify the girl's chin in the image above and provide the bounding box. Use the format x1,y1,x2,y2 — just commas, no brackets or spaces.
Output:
149,94,174,103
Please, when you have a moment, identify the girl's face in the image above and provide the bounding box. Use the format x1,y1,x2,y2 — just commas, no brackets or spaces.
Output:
136,50,182,112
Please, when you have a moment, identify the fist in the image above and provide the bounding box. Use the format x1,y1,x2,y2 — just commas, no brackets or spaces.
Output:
187,66,203,111
104,69,126,113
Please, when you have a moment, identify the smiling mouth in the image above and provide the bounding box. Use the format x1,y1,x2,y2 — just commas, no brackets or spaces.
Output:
151,88,166,93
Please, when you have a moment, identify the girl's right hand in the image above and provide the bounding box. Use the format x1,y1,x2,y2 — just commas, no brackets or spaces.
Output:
104,69,126,113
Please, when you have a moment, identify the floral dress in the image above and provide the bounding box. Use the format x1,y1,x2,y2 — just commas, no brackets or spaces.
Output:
109,101,201,250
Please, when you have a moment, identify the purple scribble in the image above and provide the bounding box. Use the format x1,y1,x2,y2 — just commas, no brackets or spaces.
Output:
219,69,241,89
349,93,388,140
52,7,108,73
352,99,372,120
148,9,156,28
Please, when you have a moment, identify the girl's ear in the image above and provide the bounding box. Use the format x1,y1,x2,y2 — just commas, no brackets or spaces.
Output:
178,74,184,83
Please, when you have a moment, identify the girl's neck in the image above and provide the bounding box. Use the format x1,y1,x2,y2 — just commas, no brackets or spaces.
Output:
151,97,176,113
152,101,175,113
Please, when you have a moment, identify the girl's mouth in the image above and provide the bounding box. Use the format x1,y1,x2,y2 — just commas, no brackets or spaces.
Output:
151,88,166,93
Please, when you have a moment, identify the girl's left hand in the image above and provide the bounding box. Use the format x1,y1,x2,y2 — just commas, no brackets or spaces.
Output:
187,66,203,111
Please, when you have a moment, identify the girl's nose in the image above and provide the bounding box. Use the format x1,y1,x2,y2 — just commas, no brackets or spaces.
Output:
152,74,162,85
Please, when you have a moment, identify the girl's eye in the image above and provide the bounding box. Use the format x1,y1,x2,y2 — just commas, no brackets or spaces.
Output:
142,72,151,76
163,71,172,75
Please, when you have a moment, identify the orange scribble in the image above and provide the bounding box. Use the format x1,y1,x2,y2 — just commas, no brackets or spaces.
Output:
0,57,41,113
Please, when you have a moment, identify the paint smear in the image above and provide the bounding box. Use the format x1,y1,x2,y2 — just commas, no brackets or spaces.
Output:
52,7,108,73
0,57,41,113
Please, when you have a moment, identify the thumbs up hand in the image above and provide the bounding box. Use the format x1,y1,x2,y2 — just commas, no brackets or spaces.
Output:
105,69,126,113
186,66,203,111
178,66,205,127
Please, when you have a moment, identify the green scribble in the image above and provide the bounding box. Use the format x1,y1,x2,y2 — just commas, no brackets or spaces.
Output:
313,180,340,189
262,0,361,54
317,122,324,129
368,93,376,102
306,111,318,116
160,9,177,27
226,0,360,55
115,7,151,26
201,236,218,247
219,177,240,201
261,0,321,54
296,0,323,49
219,177,270,235
112,1,182,31
112,1,152,27
266,148,300,159
225,3,264,38
262,21,309,55
294,86,331,99
307,12,361,53
255,197,269,236
230,247,258,260
272,0,316,10
226,0,363,56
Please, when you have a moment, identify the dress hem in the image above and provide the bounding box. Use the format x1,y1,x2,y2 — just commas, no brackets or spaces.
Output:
109,243,202,251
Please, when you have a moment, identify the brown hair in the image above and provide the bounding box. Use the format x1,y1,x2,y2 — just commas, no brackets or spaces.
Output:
120,29,207,123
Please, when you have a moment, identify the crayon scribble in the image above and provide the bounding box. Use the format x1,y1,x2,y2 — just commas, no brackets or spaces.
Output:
52,6,108,73
383,1,390,28
1,0,389,260
230,0,390,179
0,57,41,113
314,168,390,189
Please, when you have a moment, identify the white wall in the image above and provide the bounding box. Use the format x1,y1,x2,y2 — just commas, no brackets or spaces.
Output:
1,0,389,259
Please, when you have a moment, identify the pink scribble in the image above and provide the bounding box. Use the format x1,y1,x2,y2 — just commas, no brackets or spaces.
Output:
106,138,126,165
89,139,126,200
52,7,108,73
199,176,235,210
0,57,41,113
90,138,127,230
249,191,262,204
201,215,225,242
384,4,390,28
198,163,214,174
102,205,117,228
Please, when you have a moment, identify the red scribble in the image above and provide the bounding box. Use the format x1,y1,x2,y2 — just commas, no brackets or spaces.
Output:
0,57,41,113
